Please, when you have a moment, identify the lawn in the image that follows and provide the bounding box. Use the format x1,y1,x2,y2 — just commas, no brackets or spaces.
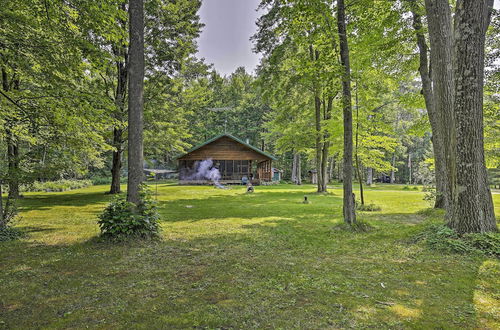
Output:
1,183,499,329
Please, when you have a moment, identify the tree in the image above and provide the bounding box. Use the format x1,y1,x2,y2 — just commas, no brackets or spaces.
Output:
423,0,457,216
91,0,202,194
253,0,339,193
0,0,113,221
337,0,356,224
408,0,446,208
450,0,497,233
127,0,145,204
424,0,497,233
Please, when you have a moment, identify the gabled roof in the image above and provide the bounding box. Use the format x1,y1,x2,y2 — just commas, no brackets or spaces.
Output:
177,134,277,160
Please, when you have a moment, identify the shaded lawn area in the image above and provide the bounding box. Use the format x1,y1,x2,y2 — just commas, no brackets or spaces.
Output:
1,184,499,329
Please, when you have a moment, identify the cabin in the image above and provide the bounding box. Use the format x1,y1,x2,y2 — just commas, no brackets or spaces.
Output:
177,134,276,185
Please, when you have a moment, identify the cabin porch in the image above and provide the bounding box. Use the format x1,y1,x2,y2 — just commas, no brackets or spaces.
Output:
178,159,272,185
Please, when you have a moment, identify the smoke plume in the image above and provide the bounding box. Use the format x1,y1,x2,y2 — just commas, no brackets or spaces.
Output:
187,159,224,188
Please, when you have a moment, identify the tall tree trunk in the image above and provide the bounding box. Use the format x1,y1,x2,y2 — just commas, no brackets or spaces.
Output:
424,0,456,215
337,0,356,224
109,10,128,195
329,157,335,182
366,168,373,185
0,180,4,227
2,68,20,201
450,0,497,233
296,153,301,185
127,0,145,204
6,130,20,200
292,152,302,185
354,82,364,204
310,45,324,193
338,161,342,183
409,0,446,208
320,96,332,192
408,153,412,184
390,153,396,183
109,127,123,194
314,94,323,192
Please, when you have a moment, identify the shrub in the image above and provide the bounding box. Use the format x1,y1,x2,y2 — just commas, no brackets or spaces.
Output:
0,226,23,242
402,185,419,191
0,202,22,242
356,203,382,212
23,180,92,192
422,185,440,206
413,223,500,257
98,185,160,240
90,176,128,185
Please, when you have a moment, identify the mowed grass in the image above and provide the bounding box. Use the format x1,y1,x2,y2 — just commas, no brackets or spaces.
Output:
1,183,499,329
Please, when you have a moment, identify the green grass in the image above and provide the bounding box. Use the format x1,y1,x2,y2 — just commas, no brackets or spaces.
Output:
1,183,499,329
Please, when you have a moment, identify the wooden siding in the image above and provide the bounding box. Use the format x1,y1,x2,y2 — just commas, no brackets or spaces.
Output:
178,136,271,161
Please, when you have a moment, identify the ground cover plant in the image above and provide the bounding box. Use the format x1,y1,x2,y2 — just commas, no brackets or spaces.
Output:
0,183,499,329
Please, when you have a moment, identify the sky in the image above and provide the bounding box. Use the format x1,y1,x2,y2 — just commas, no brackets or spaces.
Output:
196,0,262,76
197,0,500,76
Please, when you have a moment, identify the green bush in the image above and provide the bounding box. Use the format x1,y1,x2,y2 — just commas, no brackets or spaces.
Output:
0,226,23,242
422,185,437,206
413,223,500,257
0,204,22,242
98,185,160,240
22,180,92,192
356,203,382,212
90,176,128,185
402,185,419,191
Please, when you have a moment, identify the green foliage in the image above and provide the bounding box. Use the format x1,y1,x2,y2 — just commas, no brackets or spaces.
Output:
402,185,419,191
414,223,500,257
356,203,382,212
0,201,21,240
22,180,92,193
0,226,23,242
98,185,160,240
422,185,439,206
89,176,127,186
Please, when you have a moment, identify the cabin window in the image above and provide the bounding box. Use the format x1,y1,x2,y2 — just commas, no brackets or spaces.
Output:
226,160,234,173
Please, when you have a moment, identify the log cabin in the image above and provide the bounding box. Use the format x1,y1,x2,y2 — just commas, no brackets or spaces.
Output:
177,134,276,185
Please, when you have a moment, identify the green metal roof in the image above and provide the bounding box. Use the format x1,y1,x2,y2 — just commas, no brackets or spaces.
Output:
177,134,277,160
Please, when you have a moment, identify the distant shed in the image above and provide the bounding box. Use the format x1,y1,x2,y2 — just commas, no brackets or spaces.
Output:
177,134,277,185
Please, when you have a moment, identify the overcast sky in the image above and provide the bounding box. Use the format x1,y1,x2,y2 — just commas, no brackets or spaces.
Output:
197,0,500,76
196,0,262,76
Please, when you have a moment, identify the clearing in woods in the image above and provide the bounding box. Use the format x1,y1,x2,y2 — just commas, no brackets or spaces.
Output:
1,183,499,328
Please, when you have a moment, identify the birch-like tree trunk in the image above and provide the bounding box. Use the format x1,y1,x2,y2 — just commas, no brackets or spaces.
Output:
450,0,497,233
127,0,145,204
366,168,373,185
292,152,302,185
296,153,301,185
337,0,356,224
319,96,332,192
314,95,323,192
390,153,396,183
329,157,335,182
